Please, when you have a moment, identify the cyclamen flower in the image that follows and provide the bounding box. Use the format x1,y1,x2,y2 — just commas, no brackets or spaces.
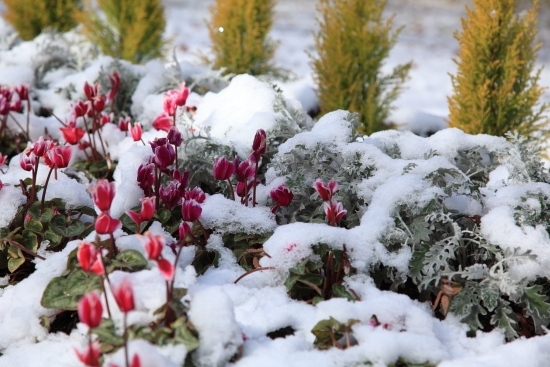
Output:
185,187,206,203
130,122,142,141
73,100,90,118
108,354,141,367
167,127,183,147
118,116,130,132
83,82,99,101
144,232,164,260
137,163,155,194
314,179,339,202
95,212,120,234
126,196,156,229
74,342,101,367
107,71,121,102
270,184,294,213
159,180,181,209
16,85,29,101
153,141,176,169
113,278,135,313
78,292,103,329
213,157,234,181
60,124,86,145
152,112,173,132
234,158,255,182
181,199,202,222
77,242,105,275
252,129,267,157
45,145,72,168
178,222,192,244
324,200,347,226
91,179,116,212
163,84,190,116
19,154,34,171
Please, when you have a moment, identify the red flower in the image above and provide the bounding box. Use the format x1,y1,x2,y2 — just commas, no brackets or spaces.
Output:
16,85,29,101
91,179,116,212
140,196,155,221
83,82,99,101
60,125,86,145
163,84,190,116
108,354,141,367
213,157,234,181
45,145,72,168
157,258,174,281
78,292,103,329
324,200,347,226
113,278,135,313
118,116,130,132
130,122,142,141
270,184,294,213
30,136,52,157
95,212,120,234
74,342,101,367
252,129,267,157
181,199,202,222
9,99,22,112
77,242,105,275
314,179,339,202
107,72,120,102
19,154,34,171
143,232,164,260
152,112,173,132
73,100,90,118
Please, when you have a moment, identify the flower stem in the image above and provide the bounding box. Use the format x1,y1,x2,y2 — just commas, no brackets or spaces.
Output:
40,166,55,212
226,178,235,201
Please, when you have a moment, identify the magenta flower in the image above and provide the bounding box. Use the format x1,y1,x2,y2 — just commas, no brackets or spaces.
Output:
185,187,206,204
45,145,72,168
159,180,181,209
213,157,235,181
152,141,176,169
130,122,142,141
181,199,202,222
137,163,155,195
73,100,90,118
83,82,99,101
270,184,294,213
167,127,183,147
252,129,267,157
90,179,116,212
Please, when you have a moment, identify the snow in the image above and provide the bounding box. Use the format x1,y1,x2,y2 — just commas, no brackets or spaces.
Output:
0,0,549,366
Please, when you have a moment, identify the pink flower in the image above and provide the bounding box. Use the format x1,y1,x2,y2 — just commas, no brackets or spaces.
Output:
77,242,105,275
270,184,294,213
95,212,120,234
324,200,347,226
314,179,339,202
19,154,34,171
234,158,255,182
78,292,103,329
113,278,135,313
45,145,72,168
181,199,202,222
107,71,121,102
74,342,101,367
152,113,173,132
91,180,116,212
213,157,234,181
185,187,206,204
163,84,190,116
130,122,142,141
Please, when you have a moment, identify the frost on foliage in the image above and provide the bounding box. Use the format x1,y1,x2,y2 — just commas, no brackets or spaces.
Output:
188,287,243,367
200,194,277,234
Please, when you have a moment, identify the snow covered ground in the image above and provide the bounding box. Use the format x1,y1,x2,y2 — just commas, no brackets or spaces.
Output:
0,1,550,367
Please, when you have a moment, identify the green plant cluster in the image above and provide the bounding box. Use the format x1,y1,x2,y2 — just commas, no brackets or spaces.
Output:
2,0,81,40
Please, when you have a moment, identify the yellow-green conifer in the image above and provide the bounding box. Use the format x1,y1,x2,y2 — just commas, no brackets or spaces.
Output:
311,0,411,134
3,0,81,41
76,0,166,64
448,0,549,142
207,0,279,76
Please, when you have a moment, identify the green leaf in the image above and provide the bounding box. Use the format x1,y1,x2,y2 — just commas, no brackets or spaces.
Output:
94,318,124,347
521,285,550,334
311,317,359,350
25,219,43,233
22,229,38,252
172,317,200,352
300,272,324,286
28,204,55,223
155,208,171,224
40,269,101,310
108,250,148,272
8,257,25,273
490,298,518,340
120,212,138,234
44,229,63,247
50,215,86,238
332,284,355,301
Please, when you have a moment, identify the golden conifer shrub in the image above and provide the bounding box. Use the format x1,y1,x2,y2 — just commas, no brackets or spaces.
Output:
76,0,166,64
448,0,549,142
207,0,280,76
3,0,81,41
311,0,411,134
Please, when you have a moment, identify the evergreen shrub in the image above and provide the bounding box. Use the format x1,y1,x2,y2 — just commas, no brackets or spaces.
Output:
76,0,166,64
311,0,411,134
3,0,81,41
207,0,281,77
448,0,549,144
